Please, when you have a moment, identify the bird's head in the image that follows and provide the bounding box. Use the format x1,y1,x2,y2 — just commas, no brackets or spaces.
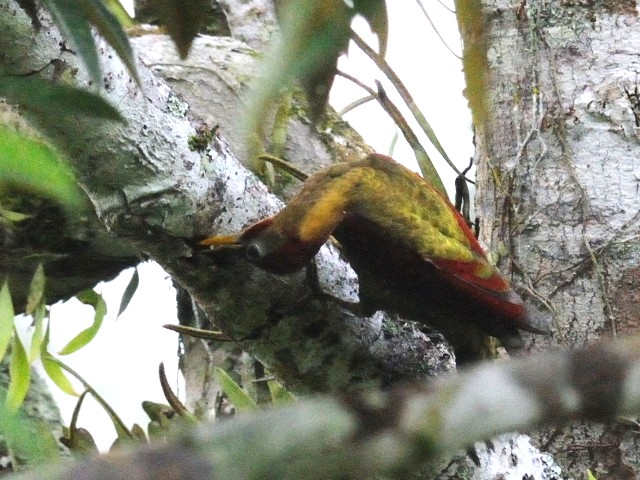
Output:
199,217,319,275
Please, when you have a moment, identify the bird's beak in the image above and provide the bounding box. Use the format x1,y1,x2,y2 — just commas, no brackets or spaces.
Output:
198,234,242,249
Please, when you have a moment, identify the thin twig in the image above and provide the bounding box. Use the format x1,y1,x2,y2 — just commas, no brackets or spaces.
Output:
430,0,456,14
336,69,444,191
414,0,462,59
351,30,460,176
338,95,375,116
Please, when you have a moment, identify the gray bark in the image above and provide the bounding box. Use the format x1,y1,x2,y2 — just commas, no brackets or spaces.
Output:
475,0,640,477
0,0,453,399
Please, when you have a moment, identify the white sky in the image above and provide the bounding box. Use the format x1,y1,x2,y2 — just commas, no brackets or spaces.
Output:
18,1,472,451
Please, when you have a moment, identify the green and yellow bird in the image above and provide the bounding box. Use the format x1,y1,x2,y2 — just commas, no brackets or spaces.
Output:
200,153,549,363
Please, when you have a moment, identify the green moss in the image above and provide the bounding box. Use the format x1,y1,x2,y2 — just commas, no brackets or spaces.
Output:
382,317,401,337
188,125,219,152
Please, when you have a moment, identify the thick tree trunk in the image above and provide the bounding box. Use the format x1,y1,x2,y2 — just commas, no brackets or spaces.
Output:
473,0,640,477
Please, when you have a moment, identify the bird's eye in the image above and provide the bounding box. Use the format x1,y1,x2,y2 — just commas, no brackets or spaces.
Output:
245,243,263,262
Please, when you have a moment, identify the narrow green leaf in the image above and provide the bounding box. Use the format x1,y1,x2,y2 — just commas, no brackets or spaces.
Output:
40,0,102,86
49,357,131,439
214,367,257,411
41,353,79,396
40,321,79,395
259,0,386,126
414,149,445,194
142,401,173,427
586,469,598,480
0,208,33,223
0,281,15,362
117,267,139,319
131,423,147,440
0,127,86,210
6,329,30,411
0,77,123,121
58,290,107,355
104,0,135,27
25,264,45,315
267,379,296,405
28,303,47,364
78,0,140,84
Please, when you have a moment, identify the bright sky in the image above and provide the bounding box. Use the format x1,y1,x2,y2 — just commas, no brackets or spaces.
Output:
20,1,471,451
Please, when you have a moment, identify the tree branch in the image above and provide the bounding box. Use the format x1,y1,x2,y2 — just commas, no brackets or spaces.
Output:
14,338,640,480
0,2,453,392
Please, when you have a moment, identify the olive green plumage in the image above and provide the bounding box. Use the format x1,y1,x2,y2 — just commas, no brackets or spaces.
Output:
201,154,549,362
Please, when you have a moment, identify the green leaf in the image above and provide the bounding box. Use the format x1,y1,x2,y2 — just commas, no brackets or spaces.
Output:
25,264,45,315
41,353,79,396
0,207,33,223
155,0,208,58
586,469,598,480
214,367,257,411
268,379,296,405
117,267,139,319
104,0,135,28
77,0,140,84
142,401,173,427
40,0,102,87
0,127,86,210
40,323,79,396
6,328,30,411
28,303,47,364
0,281,15,362
257,0,387,123
354,0,388,56
0,76,123,121
45,356,131,439
58,290,107,355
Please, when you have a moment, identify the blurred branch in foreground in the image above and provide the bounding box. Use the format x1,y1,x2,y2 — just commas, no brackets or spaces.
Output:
15,337,640,480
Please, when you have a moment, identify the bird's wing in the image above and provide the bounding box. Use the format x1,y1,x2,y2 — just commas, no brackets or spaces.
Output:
340,156,549,333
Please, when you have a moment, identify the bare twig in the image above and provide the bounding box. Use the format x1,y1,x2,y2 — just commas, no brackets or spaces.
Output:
351,30,460,176
338,95,375,116
336,70,445,191
414,0,462,59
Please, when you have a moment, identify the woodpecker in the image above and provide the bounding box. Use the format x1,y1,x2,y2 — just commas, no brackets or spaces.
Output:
200,153,549,362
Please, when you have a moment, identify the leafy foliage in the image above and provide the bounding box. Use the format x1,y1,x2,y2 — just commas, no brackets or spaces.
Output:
0,282,15,362
214,367,257,411
6,329,30,411
58,290,107,356
25,0,139,86
0,76,123,121
214,366,295,411
271,0,388,121
117,267,140,319
245,0,387,149
0,393,60,465
0,127,85,211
